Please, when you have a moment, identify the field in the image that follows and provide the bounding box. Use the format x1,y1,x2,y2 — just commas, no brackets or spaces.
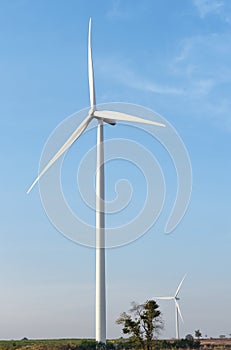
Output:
1,338,231,350
0,339,84,350
201,338,231,347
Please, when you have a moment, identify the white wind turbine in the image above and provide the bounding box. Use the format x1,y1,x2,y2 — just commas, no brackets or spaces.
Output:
27,18,165,344
155,274,187,339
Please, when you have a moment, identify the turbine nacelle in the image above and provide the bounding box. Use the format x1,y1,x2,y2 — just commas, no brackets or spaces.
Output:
94,115,117,126
89,108,116,125
89,108,117,126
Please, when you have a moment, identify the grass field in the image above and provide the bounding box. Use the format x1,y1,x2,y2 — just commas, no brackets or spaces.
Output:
0,338,86,350
1,338,231,350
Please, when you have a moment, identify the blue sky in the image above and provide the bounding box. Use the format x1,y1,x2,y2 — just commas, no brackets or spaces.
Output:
0,0,231,340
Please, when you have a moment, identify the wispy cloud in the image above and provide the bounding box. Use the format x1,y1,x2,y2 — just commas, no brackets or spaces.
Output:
106,0,150,21
193,0,231,23
97,57,184,95
172,33,231,82
193,0,224,18
106,0,131,20
96,24,231,132
170,32,231,130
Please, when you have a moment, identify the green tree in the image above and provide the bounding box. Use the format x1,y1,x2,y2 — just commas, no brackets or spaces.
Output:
116,300,163,350
185,334,194,341
195,329,202,339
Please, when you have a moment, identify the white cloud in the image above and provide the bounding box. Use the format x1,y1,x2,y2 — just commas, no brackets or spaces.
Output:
175,42,192,63
96,29,231,132
170,32,231,131
97,57,184,95
106,0,150,21
193,0,231,23
192,79,215,95
193,0,224,18
106,0,130,20
172,33,231,82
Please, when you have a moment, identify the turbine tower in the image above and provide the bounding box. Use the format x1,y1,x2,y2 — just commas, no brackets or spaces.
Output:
155,274,187,339
27,18,165,344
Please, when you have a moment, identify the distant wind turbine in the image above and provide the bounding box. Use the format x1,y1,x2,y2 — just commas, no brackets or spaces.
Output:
155,274,187,339
27,18,165,344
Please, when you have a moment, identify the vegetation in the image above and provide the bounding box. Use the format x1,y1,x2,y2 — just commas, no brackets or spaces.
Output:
4,336,231,350
116,300,163,350
185,335,194,341
195,330,202,340
0,338,82,350
0,339,117,350
156,339,200,349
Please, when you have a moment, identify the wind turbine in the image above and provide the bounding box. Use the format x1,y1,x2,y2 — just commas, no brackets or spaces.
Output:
27,18,165,344
155,274,187,339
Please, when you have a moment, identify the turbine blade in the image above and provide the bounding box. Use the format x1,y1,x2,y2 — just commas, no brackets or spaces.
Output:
88,18,96,110
175,300,184,323
175,274,187,297
154,296,174,300
94,110,165,127
27,115,92,194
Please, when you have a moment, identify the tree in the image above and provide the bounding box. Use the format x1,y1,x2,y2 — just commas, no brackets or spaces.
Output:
116,300,163,350
185,334,194,341
195,330,202,339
